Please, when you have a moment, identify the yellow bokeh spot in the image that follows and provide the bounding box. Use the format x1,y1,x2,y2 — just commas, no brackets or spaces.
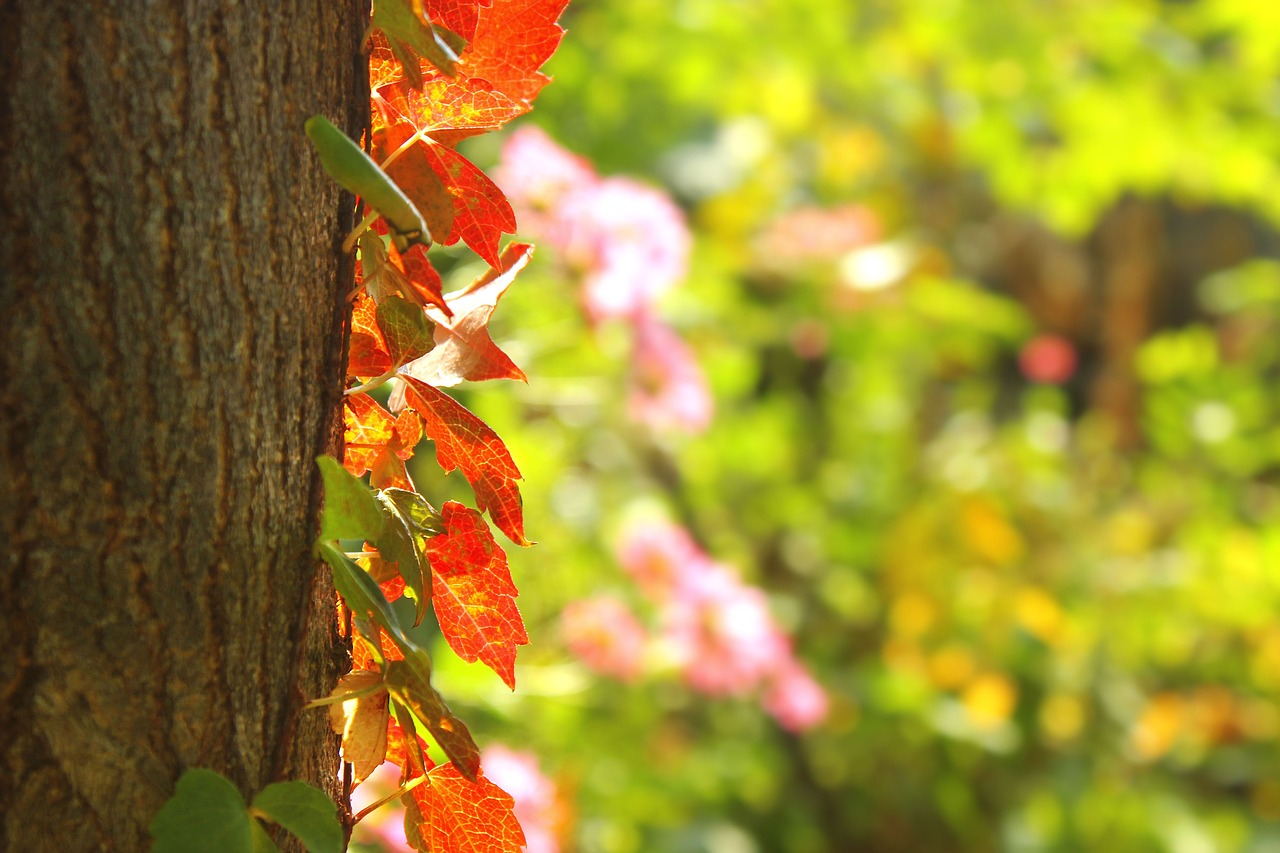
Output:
929,644,976,690
1106,508,1157,557
890,592,937,639
1040,693,1085,744
960,498,1025,566
1249,628,1280,690
1130,692,1184,761
962,673,1018,729
1014,586,1064,645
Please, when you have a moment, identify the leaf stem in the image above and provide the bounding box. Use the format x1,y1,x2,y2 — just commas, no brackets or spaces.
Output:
302,681,385,710
344,368,398,397
352,773,429,825
380,125,433,171
343,208,381,254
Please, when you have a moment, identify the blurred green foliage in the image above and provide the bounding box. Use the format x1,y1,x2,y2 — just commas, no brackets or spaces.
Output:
396,1,1280,851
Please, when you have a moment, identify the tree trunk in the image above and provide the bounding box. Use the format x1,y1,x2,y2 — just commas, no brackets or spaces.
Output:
0,1,366,848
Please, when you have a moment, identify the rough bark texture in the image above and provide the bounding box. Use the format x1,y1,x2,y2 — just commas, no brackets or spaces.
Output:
0,1,367,848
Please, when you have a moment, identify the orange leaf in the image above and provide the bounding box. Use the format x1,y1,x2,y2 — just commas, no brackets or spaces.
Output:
462,0,569,104
370,409,423,491
403,764,525,853
418,141,515,268
402,242,531,387
426,501,528,689
374,119,458,248
345,394,397,477
398,375,528,546
389,241,450,317
376,77,527,147
426,0,491,43
350,294,393,378
345,396,419,490
353,624,408,671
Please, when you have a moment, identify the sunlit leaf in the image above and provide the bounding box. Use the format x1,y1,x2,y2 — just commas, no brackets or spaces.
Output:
426,501,528,689
398,375,528,546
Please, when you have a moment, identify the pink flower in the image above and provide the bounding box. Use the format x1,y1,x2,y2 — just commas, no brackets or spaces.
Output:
628,316,713,433
663,565,792,697
496,129,691,322
566,178,691,322
482,746,562,853
762,662,829,732
495,126,597,212
616,518,710,602
561,596,648,681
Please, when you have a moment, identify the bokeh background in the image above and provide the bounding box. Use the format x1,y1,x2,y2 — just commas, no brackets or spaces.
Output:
355,1,1280,850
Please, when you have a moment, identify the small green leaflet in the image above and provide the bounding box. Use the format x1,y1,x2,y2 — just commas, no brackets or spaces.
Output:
317,455,384,543
250,782,343,853
377,295,437,366
383,487,446,537
373,0,461,79
376,491,432,625
151,770,253,853
304,114,430,250
150,770,341,853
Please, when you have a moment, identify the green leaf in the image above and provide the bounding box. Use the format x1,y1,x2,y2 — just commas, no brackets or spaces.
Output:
382,488,446,537
376,492,431,626
304,115,429,248
319,543,402,633
250,821,281,853
385,658,481,782
251,781,343,853
150,769,253,853
376,295,436,366
316,455,384,543
373,0,460,78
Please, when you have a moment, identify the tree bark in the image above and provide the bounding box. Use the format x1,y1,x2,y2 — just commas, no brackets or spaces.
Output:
0,1,366,848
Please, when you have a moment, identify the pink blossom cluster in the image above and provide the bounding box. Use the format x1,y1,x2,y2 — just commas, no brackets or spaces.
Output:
562,519,829,732
496,126,711,432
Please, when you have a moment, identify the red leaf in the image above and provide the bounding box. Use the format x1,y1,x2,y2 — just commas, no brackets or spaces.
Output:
344,394,396,476
376,77,527,147
402,242,531,387
403,764,525,853
426,0,491,43
462,0,569,104
374,119,458,248
426,501,528,689
370,117,514,268
390,242,450,317
345,396,419,490
399,375,528,546
418,141,515,268
350,294,393,378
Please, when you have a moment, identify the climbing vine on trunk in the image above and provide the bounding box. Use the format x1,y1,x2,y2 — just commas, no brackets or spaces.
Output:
151,1,568,849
